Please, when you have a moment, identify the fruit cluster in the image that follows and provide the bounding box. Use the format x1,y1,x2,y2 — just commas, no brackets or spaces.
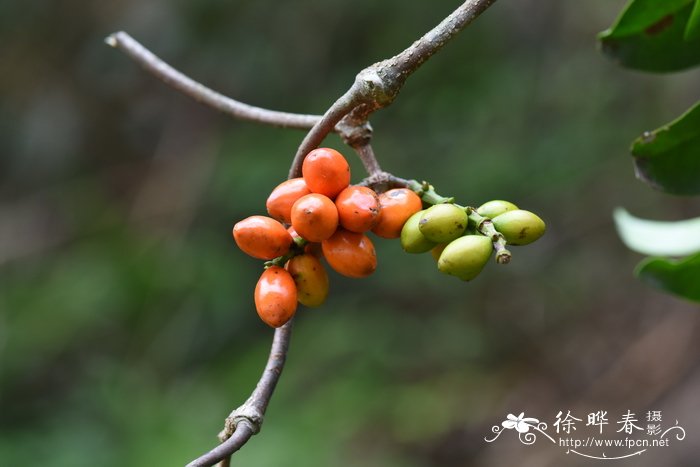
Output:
232,148,545,328
233,148,423,327
400,197,545,281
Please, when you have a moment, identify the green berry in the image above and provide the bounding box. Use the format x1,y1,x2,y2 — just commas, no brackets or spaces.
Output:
477,200,518,219
492,209,545,245
401,211,436,254
437,235,493,281
418,203,468,243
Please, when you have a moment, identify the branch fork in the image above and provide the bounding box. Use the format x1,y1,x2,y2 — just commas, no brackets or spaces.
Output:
107,1,498,465
218,399,264,441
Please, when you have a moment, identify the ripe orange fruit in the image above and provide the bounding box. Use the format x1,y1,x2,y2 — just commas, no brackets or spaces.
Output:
266,178,311,224
335,185,381,233
371,188,423,239
321,229,377,278
291,193,339,242
254,266,297,327
286,254,329,307
302,148,350,199
233,215,293,260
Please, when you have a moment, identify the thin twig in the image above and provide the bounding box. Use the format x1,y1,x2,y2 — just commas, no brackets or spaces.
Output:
342,0,499,124
351,143,382,177
286,0,498,176
106,32,322,130
388,0,497,79
187,423,253,467
288,85,364,178
180,1,498,465
187,320,293,467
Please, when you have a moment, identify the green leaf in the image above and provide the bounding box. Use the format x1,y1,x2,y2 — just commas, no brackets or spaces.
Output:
599,0,700,72
631,100,700,194
635,252,700,302
602,0,693,36
614,208,700,256
685,0,700,40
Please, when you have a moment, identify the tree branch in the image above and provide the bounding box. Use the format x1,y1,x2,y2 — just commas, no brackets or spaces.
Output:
186,320,294,467
175,1,498,465
287,0,498,171
105,31,322,130
288,85,365,178
351,143,382,177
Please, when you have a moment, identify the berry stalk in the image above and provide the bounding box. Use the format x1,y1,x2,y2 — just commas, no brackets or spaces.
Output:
403,179,511,264
264,236,309,269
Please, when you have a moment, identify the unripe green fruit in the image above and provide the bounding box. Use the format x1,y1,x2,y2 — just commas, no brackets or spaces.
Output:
418,203,468,243
401,211,436,254
492,209,545,245
437,235,493,281
477,200,518,219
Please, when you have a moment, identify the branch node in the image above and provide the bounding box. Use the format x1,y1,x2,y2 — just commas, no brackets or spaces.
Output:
356,66,396,107
219,399,265,442
337,119,373,147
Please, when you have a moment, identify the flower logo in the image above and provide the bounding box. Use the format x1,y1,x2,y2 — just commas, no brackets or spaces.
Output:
502,413,540,433
485,412,554,445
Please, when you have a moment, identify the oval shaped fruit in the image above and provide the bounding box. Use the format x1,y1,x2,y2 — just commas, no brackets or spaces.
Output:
437,235,492,281
335,186,381,233
254,266,297,327
492,209,546,245
321,229,377,278
400,210,436,253
266,178,311,224
302,148,351,199
418,203,468,243
291,193,339,242
476,200,519,219
430,243,447,262
286,254,329,307
233,215,293,260
371,188,423,239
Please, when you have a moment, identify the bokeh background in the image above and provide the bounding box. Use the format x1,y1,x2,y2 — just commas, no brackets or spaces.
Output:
2,0,699,466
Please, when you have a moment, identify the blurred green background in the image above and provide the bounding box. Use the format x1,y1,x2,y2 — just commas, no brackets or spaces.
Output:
2,1,699,466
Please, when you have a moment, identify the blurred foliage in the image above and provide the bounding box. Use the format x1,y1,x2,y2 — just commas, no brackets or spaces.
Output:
631,100,700,195
2,1,700,466
604,0,700,302
635,253,700,301
614,208,700,256
599,0,700,72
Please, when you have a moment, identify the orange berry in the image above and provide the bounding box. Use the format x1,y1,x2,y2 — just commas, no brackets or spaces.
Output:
286,254,329,307
233,216,293,260
321,229,377,278
291,193,339,242
254,266,297,327
302,148,350,199
371,188,423,239
266,178,311,224
335,185,381,233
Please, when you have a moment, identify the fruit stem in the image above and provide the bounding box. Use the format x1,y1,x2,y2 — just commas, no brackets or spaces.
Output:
264,237,309,269
403,178,511,265
407,179,455,205
467,209,511,264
